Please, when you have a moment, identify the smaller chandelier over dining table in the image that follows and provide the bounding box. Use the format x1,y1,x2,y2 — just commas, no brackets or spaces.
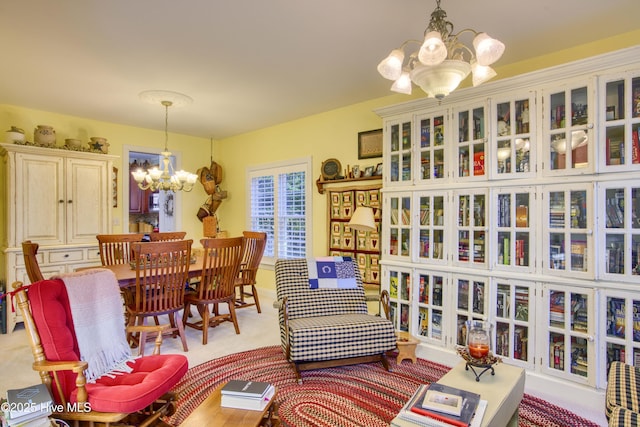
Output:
132,91,198,192
377,0,505,100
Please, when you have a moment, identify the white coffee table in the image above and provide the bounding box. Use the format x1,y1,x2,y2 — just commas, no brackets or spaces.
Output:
436,361,525,427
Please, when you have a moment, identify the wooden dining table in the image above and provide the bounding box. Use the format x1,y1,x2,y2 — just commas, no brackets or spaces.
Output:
77,255,205,287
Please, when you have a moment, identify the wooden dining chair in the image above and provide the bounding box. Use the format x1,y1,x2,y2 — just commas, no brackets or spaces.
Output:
184,237,244,345
97,233,144,266
128,239,193,353
234,231,267,313
148,231,187,242
22,240,45,283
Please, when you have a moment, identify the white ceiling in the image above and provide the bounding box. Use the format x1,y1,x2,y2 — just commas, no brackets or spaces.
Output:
1,1,638,140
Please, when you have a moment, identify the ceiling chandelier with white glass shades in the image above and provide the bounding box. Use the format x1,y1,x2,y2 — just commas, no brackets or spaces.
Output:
377,0,505,100
132,90,198,193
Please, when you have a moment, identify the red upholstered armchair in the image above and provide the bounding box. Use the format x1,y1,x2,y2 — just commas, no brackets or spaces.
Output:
14,269,188,427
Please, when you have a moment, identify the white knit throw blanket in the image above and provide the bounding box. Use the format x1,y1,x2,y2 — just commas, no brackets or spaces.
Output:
53,269,135,383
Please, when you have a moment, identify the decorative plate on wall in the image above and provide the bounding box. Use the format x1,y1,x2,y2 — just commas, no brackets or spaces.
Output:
321,158,341,180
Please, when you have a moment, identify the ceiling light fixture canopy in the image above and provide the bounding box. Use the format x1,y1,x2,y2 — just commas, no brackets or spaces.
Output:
132,91,198,192
377,0,504,100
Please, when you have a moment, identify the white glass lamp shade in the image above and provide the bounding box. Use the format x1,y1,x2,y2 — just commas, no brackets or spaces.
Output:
349,206,376,232
471,61,497,87
377,49,405,80
410,59,471,100
391,71,412,95
132,169,147,183
473,33,505,66
418,31,447,66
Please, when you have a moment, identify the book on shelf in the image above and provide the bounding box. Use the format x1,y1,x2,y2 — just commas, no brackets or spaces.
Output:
221,380,272,398
395,384,482,427
4,384,53,423
220,383,275,411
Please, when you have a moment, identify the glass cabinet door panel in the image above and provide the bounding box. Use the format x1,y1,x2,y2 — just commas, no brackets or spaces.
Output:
455,190,488,267
600,181,640,280
492,93,535,179
417,113,447,183
544,82,592,175
455,275,489,346
600,72,640,171
386,117,413,185
494,189,534,271
384,266,412,333
600,291,640,383
455,104,487,180
415,271,446,344
416,193,446,263
383,193,412,260
544,284,595,385
544,185,594,278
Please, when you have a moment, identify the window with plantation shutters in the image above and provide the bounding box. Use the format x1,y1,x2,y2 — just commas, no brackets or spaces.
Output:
247,157,312,264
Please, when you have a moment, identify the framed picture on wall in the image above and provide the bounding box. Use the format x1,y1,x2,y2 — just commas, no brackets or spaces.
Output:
358,129,383,159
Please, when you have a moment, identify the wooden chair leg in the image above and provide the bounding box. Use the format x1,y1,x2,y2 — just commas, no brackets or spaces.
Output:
201,304,210,345
229,301,240,334
174,311,188,352
251,285,261,313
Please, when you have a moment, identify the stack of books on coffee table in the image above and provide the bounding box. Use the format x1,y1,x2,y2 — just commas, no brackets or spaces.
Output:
2,384,53,427
391,383,487,427
220,380,275,411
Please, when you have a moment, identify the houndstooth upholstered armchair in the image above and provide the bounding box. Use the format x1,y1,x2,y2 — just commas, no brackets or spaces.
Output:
274,257,396,383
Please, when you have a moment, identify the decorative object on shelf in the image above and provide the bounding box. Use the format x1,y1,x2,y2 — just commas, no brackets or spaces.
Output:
33,125,56,146
321,158,342,180
5,126,25,143
363,165,375,177
349,205,376,232
132,90,198,193
65,138,82,149
352,165,361,178
89,136,109,153
358,128,383,159
374,162,383,176
377,0,504,99
458,320,500,381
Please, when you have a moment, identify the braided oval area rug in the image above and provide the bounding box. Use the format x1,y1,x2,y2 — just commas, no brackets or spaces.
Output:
166,345,599,427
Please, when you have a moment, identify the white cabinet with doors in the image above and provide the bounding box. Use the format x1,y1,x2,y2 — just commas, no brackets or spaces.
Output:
1,143,116,333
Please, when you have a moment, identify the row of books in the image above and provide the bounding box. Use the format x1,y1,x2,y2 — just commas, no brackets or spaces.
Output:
220,380,275,411
2,384,53,427
391,383,487,427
